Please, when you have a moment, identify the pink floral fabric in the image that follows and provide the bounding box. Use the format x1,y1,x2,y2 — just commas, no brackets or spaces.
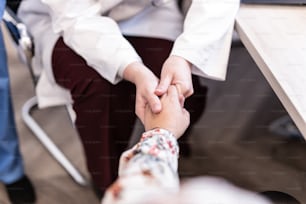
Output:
101,128,271,204
102,128,179,204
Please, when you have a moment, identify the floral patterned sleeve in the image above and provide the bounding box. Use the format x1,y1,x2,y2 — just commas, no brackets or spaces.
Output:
102,128,180,204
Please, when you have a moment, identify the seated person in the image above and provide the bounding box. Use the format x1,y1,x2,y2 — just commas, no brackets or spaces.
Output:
102,85,271,204
18,0,239,193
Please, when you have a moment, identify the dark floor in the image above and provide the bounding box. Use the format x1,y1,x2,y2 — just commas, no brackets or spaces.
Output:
1,26,306,203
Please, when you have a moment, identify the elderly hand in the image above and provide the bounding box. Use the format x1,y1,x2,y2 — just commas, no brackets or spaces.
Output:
144,85,190,139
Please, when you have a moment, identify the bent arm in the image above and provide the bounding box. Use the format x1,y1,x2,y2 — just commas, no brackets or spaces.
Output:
42,0,141,84
102,128,180,204
171,0,240,80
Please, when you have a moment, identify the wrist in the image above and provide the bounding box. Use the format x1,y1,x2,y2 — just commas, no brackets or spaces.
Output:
145,125,178,139
123,62,144,84
140,128,179,167
123,62,153,85
142,128,178,145
169,55,192,71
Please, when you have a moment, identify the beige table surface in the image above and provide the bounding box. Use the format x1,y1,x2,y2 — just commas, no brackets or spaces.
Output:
236,4,306,137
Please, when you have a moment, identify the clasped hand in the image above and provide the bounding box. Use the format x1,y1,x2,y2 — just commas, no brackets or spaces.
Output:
123,56,193,137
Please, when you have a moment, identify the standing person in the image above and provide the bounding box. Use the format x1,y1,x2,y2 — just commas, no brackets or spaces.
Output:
18,0,239,195
0,1,36,203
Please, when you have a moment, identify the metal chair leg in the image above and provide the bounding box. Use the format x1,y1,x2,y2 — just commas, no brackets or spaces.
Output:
21,96,89,186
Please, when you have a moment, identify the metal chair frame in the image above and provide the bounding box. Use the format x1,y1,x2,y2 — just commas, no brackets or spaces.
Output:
3,7,89,186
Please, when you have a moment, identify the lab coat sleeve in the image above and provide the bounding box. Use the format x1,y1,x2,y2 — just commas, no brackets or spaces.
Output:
171,0,240,81
41,0,142,84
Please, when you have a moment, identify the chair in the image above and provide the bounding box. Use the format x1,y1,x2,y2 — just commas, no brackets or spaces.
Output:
3,7,89,186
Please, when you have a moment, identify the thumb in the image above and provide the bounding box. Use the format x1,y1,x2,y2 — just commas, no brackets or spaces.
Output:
155,75,172,96
147,94,162,114
167,85,179,101
179,94,185,107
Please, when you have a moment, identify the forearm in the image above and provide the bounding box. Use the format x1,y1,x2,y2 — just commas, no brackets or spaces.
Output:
119,128,179,175
42,0,141,84
122,62,151,84
171,0,240,80
102,128,180,204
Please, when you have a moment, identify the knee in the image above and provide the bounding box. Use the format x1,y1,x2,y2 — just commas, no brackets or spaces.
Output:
70,76,111,100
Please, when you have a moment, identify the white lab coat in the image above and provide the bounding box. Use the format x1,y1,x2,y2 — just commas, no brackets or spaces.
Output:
18,0,240,108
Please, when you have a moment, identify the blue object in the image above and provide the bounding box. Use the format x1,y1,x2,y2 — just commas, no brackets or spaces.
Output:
0,0,24,184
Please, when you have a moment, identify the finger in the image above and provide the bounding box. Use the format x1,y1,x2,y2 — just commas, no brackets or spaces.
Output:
185,87,194,98
165,86,181,107
147,94,162,113
155,75,172,96
145,102,151,113
175,83,194,98
175,84,182,96
174,84,185,107
167,85,179,100
179,94,185,107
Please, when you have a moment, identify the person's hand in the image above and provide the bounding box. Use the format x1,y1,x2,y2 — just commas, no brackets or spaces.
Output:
123,62,162,123
155,55,193,100
144,85,190,139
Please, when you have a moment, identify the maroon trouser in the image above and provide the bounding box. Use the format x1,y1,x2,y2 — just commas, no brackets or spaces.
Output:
52,36,207,192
